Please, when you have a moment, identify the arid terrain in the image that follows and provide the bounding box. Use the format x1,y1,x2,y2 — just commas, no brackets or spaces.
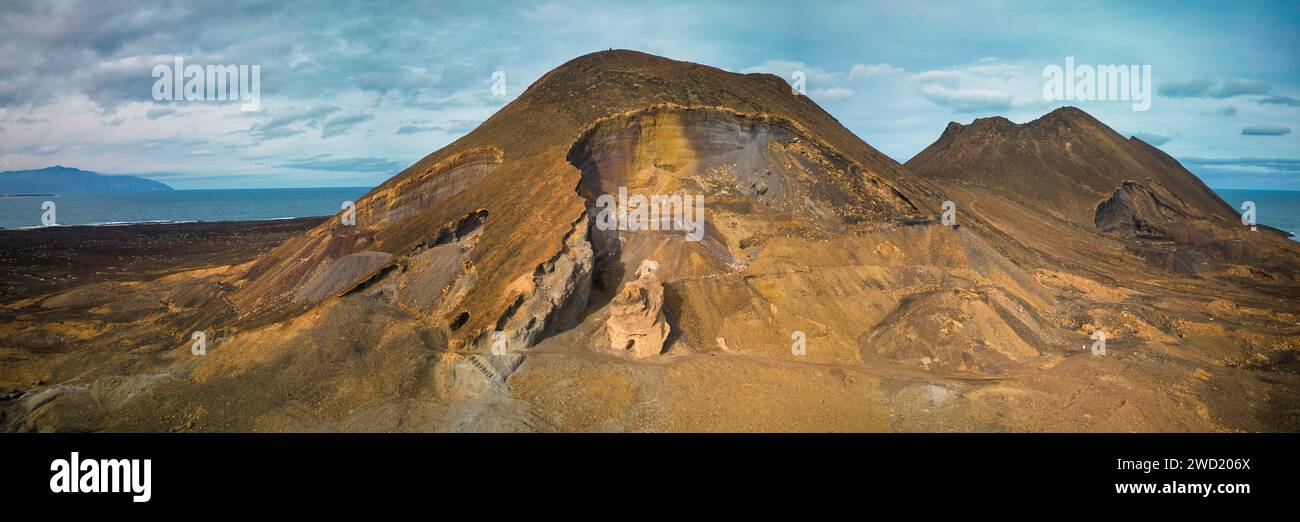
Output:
2,51,1298,432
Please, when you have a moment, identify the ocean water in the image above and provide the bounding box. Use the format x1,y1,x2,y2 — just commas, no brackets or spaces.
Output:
1213,189,1300,240
0,188,370,229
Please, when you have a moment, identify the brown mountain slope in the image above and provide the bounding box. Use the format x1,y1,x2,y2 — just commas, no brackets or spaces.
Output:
219,50,962,358
906,107,1240,231
906,107,1300,277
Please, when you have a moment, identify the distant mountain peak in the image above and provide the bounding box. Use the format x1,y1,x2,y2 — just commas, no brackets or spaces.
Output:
944,107,1103,135
1029,105,1107,128
969,115,1015,127
1039,105,1091,119
907,106,1238,230
0,166,173,194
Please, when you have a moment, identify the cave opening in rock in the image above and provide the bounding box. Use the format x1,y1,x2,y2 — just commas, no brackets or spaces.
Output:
450,311,470,331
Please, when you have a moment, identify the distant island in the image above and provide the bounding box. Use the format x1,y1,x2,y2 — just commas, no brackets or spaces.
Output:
0,166,173,194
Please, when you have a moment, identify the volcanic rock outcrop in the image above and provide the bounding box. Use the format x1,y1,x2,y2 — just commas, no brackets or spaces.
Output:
606,260,669,358
1093,180,1188,240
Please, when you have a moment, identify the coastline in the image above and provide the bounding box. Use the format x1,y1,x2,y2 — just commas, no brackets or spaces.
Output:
0,215,316,231
0,187,370,229
0,216,326,303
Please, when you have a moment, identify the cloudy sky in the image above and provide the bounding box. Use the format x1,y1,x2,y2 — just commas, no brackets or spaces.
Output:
1,0,1298,189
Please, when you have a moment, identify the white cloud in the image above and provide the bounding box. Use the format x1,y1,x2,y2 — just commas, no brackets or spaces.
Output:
811,87,855,101
914,70,964,87
743,60,840,86
911,61,1033,113
850,63,903,78
918,84,1013,113
915,63,1020,85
